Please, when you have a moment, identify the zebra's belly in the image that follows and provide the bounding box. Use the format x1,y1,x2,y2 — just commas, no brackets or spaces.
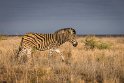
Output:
36,43,59,51
37,46,49,51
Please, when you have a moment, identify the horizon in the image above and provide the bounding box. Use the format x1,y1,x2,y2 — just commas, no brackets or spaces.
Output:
0,33,124,36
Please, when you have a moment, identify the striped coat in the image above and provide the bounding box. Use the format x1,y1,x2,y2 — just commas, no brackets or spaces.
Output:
17,28,78,61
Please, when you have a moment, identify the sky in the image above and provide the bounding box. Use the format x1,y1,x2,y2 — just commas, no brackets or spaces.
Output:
0,0,124,35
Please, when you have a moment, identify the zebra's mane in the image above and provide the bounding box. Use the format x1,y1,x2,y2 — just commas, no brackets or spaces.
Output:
24,28,76,35
54,28,76,34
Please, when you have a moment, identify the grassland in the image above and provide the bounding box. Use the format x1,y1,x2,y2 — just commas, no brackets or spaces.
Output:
0,35,124,83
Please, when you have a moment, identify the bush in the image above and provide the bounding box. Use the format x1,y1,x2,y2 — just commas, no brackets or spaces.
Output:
0,35,7,41
84,36,111,50
97,42,111,49
84,36,97,49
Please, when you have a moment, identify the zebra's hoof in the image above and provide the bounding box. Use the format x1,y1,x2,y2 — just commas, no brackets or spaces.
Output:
62,59,65,62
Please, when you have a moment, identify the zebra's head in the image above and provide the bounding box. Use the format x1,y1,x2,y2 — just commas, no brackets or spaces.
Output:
68,28,78,47
55,28,78,47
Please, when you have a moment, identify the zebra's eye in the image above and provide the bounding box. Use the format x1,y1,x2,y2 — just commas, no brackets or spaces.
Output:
73,30,76,34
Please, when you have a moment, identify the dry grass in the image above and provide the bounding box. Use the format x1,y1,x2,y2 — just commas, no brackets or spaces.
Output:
0,36,124,83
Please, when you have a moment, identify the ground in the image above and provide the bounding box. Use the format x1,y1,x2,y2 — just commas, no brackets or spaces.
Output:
0,36,124,83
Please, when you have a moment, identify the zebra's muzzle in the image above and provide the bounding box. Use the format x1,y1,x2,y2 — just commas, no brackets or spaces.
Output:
72,41,78,47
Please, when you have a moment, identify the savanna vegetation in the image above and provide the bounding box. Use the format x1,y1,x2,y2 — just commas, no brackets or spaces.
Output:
0,35,124,83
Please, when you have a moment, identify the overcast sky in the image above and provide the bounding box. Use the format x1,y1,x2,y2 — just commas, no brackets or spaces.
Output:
0,0,124,35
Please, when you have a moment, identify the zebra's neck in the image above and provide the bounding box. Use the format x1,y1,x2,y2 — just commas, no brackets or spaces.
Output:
55,33,69,45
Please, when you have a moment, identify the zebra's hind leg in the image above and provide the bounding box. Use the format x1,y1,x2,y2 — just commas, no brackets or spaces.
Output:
17,48,27,63
26,48,33,65
48,49,53,66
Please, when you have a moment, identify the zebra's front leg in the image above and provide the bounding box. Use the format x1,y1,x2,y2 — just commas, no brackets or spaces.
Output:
49,49,53,57
54,49,65,61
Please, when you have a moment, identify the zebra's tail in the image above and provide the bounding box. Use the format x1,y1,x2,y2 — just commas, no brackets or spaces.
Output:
16,38,23,59
16,46,22,58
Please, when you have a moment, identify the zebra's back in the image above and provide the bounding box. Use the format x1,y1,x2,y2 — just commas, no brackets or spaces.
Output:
21,33,57,51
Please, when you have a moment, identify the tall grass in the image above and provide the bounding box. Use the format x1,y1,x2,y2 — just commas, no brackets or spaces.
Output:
0,36,124,83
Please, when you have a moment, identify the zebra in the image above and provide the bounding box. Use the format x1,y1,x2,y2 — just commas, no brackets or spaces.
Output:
16,28,78,62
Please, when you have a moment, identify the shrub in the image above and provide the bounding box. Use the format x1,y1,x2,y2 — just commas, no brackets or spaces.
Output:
97,42,111,49
0,35,7,41
84,36,111,50
84,36,97,49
